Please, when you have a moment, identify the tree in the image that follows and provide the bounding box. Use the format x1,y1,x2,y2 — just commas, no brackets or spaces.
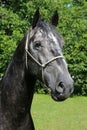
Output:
0,0,87,95
58,1,87,95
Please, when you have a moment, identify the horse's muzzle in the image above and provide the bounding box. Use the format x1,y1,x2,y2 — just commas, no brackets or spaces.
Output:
51,82,74,101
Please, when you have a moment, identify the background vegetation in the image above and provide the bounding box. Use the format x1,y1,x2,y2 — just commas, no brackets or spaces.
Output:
0,0,87,95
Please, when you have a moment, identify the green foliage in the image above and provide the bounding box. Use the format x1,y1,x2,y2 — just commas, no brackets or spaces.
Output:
0,7,26,76
0,0,87,95
58,2,87,95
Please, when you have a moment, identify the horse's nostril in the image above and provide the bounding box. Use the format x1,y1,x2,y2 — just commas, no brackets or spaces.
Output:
58,82,64,88
56,82,64,94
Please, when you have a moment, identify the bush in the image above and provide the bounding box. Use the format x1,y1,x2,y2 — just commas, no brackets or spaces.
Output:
0,0,87,95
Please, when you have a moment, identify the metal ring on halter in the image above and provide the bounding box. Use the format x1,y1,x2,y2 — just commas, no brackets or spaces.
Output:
25,31,64,82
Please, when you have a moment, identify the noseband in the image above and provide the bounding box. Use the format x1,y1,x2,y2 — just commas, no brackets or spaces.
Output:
25,31,64,82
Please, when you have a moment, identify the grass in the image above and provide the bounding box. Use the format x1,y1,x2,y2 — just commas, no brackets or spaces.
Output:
31,94,87,130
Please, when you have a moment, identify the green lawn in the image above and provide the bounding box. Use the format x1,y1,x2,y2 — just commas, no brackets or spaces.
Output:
31,94,87,130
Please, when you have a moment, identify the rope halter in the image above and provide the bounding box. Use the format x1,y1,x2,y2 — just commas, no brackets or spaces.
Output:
25,31,64,82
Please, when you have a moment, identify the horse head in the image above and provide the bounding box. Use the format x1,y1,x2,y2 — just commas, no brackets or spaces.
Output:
25,9,74,101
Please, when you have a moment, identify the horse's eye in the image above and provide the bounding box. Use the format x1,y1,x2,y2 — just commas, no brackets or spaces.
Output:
34,41,41,49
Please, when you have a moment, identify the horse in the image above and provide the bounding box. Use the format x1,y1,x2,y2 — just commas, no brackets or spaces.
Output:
0,9,74,130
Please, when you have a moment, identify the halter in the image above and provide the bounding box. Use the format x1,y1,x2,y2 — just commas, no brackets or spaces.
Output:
25,31,64,82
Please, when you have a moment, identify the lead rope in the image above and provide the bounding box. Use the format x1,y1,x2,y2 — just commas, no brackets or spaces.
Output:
25,31,64,83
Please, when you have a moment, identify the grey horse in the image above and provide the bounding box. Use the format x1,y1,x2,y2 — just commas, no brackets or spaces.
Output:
0,9,74,130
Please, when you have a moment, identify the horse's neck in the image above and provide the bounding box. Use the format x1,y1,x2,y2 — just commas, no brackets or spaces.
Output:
1,38,36,117
3,37,35,103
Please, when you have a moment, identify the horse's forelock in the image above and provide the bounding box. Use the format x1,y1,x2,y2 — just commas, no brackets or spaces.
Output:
36,21,64,49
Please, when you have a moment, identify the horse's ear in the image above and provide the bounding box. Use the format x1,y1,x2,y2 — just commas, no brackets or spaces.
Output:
51,10,59,26
32,8,40,29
